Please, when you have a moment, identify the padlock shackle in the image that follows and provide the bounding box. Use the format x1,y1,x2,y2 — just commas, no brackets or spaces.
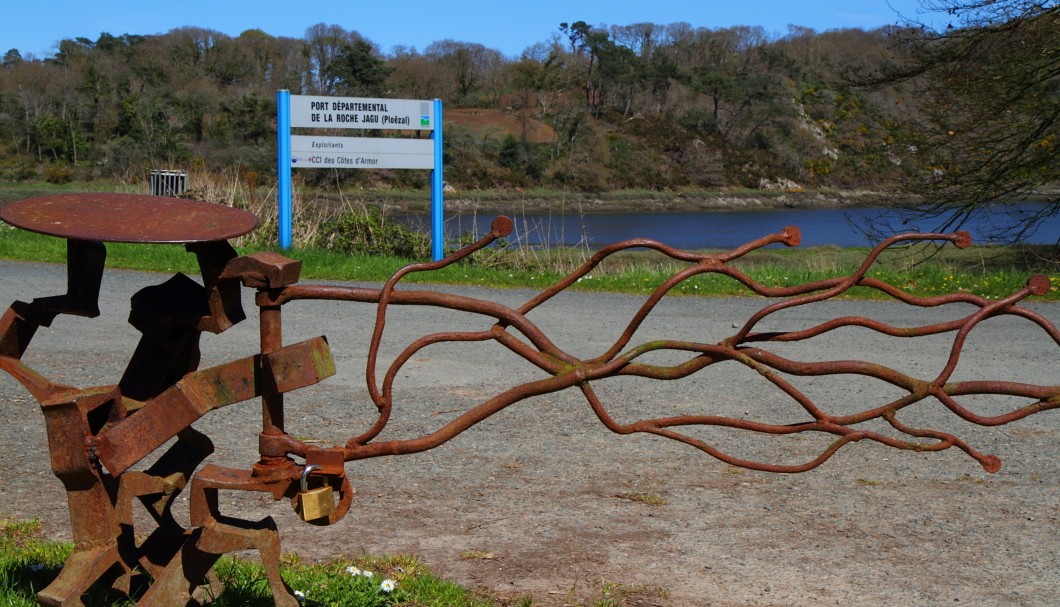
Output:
299,464,320,493
289,467,353,526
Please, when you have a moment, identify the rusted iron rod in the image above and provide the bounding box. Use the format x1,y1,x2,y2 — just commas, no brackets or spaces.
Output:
2,196,1057,607
236,224,1060,483
241,226,1059,481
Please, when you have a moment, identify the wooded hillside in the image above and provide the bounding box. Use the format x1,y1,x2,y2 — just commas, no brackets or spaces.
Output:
0,21,945,192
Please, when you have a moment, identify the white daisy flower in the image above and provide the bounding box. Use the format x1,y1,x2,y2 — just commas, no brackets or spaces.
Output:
380,578,397,593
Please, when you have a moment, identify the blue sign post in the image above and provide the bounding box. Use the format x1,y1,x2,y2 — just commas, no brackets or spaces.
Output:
276,90,293,250
430,99,444,261
276,90,445,259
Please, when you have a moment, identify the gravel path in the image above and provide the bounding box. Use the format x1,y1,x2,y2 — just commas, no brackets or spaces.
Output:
0,260,1056,606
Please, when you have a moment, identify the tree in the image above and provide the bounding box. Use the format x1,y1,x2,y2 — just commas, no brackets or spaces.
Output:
559,21,601,109
386,46,445,99
326,39,392,97
304,23,363,94
510,43,566,119
874,1,1059,242
424,40,504,103
3,49,22,67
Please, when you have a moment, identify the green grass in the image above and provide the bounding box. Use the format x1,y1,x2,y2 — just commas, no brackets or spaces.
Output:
1,180,1054,302
0,224,1056,301
2,519,668,606
211,554,493,607
0,519,494,607
0,519,73,607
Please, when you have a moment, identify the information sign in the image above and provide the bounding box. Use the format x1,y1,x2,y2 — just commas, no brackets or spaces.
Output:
290,96,434,130
290,135,434,169
277,91,446,260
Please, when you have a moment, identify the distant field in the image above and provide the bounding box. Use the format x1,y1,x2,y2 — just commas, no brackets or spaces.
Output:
0,188,66,205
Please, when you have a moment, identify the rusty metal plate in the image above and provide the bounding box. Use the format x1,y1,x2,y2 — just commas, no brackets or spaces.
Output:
0,193,258,244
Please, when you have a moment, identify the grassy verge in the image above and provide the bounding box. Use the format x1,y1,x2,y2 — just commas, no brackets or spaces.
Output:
0,223,1056,301
1,519,665,606
0,519,501,607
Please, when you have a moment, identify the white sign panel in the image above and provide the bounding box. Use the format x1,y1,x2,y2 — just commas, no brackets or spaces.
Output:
290,135,434,169
290,95,434,130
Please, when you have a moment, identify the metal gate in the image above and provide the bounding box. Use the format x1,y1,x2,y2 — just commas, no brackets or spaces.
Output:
148,170,187,197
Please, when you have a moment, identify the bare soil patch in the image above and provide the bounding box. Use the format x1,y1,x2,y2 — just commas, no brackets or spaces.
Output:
446,108,556,144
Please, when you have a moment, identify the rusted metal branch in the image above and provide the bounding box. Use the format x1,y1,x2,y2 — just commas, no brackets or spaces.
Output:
311,223,1056,480
1,195,1056,607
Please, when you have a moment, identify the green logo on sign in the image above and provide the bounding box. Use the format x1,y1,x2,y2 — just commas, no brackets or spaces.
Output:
420,115,430,126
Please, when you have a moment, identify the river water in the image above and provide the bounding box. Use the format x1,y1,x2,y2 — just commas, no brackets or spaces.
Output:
403,203,1058,249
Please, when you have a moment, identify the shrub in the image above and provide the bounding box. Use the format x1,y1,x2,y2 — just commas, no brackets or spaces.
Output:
43,165,73,184
314,206,429,259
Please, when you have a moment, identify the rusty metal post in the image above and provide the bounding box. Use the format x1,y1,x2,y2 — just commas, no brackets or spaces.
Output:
260,304,286,437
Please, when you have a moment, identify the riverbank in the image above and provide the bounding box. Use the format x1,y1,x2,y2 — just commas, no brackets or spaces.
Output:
391,188,909,215
1,221,1056,300
0,183,905,215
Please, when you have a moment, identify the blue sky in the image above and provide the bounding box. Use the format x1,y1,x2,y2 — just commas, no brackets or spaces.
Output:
4,0,933,59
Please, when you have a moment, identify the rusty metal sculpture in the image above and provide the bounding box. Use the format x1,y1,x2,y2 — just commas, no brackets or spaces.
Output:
0,193,1056,606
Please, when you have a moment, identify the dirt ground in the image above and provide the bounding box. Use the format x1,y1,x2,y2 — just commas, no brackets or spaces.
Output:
0,261,1057,606
446,108,556,144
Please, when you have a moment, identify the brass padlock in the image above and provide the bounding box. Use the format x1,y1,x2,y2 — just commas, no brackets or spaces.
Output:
296,465,335,522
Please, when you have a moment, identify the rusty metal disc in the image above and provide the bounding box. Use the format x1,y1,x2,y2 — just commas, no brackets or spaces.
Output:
0,193,258,244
